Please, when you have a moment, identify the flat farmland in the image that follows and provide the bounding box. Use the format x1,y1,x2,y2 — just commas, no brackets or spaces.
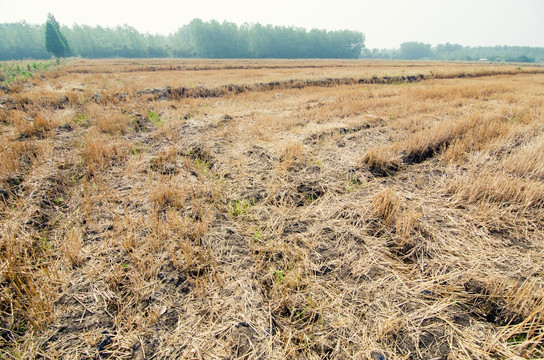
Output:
1,59,544,359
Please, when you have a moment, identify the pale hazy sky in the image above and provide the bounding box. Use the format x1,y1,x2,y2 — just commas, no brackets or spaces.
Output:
1,0,543,49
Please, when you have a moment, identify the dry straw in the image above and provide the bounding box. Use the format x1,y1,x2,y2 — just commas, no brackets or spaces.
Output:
1,59,543,359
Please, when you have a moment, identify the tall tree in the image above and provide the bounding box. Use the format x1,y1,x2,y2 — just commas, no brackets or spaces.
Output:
45,13,70,57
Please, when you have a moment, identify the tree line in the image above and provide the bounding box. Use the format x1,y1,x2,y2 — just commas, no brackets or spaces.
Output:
0,18,364,60
362,41,544,63
2,18,542,62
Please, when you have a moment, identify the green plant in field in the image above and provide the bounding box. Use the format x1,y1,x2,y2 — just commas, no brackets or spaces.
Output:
0,60,57,84
507,333,526,344
273,270,284,284
195,158,210,174
229,199,251,218
147,110,163,125
252,226,263,243
345,178,362,192
40,234,52,251
75,133,83,148
74,113,90,127
294,301,312,319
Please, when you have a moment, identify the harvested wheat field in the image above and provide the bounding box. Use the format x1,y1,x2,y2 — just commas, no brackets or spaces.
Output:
1,59,544,359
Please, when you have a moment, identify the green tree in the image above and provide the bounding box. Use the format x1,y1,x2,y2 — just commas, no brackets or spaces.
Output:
45,13,70,57
399,42,432,60
0,22,49,60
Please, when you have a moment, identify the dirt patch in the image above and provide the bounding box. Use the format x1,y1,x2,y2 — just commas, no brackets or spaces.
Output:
296,182,326,205
393,322,451,360
463,279,524,326
229,322,261,359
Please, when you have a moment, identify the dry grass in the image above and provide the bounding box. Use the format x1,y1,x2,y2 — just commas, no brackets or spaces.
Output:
96,111,130,134
502,133,544,179
0,59,543,359
79,128,129,176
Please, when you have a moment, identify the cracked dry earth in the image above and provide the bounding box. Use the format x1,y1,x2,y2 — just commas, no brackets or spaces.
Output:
1,59,544,359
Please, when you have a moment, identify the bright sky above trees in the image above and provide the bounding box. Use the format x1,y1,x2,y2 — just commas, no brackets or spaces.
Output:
1,0,543,49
